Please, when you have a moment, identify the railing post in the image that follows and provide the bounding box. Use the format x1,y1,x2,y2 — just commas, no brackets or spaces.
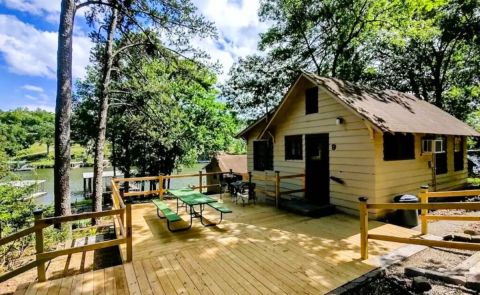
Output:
248,171,252,186
33,209,46,282
359,197,369,260
420,185,429,235
199,171,203,193
158,175,164,200
275,171,280,208
126,204,132,262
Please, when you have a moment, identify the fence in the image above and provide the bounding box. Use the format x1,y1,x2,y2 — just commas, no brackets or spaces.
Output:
0,186,131,283
359,185,480,260
113,170,305,208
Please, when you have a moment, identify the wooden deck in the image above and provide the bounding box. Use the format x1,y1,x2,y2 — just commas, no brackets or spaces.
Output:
15,196,418,294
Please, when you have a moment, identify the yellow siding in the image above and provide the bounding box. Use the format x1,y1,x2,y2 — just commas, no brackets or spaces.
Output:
244,77,469,219
247,78,376,213
374,134,468,207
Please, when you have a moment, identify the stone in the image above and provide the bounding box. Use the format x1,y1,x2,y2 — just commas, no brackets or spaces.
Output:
464,229,480,236
412,276,432,292
466,273,480,291
452,233,472,242
405,266,425,277
471,235,480,243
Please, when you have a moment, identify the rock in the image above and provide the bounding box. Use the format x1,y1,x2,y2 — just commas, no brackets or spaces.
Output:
471,235,480,243
412,276,432,292
443,234,454,241
466,273,480,291
453,233,472,242
464,229,480,236
405,266,425,277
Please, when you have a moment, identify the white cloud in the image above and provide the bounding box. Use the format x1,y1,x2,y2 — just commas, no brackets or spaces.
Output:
191,0,268,81
22,84,44,92
0,14,93,80
0,0,60,23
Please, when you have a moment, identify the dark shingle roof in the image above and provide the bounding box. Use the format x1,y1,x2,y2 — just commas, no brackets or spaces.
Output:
303,72,479,136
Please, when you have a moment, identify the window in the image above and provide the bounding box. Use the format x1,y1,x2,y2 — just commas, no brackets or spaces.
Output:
285,135,303,160
305,87,318,114
253,140,273,171
383,133,415,161
435,137,448,175
454,136,464,171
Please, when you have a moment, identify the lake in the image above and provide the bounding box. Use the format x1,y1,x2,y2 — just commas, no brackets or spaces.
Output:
14,163,207,205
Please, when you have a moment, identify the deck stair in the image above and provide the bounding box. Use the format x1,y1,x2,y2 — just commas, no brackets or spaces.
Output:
280,198,335,217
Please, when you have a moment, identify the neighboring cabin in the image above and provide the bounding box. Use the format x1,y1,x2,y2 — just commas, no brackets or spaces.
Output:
204,153,247,194
237,72,479,218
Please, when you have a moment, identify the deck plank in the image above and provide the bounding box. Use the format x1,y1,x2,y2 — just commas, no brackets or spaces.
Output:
17,198,420,295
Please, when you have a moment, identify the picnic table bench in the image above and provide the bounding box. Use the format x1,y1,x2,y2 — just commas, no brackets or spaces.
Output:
152,199,190,232
153,189,232,231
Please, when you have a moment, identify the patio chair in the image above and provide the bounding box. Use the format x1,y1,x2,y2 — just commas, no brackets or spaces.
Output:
237,182,256,207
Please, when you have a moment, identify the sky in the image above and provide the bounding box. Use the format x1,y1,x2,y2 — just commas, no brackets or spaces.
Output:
0,0,267,112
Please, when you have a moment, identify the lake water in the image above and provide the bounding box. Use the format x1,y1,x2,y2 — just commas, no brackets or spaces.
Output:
14,164,206,205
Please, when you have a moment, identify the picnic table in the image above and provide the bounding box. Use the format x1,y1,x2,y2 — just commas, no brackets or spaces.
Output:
168,188,218,227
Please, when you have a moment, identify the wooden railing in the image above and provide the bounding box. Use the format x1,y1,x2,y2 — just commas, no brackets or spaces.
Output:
359,185,480,260
112,170,305,208
419,186,480,234
0,186,132,283
250,171,305,208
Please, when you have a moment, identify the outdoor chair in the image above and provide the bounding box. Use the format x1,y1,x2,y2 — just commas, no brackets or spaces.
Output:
237,182,256,207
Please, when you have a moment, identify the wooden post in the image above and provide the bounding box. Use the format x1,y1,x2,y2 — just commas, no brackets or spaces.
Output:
248,171,252,186
199,171,203,193
158,175,164,200
34,209,46,282
359,197,369,260
126,204,133,262
275,171,280,208
419,185,429,235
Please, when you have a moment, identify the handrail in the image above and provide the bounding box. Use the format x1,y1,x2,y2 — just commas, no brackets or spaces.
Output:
359,185,480,259
0,227,36,247
420,185,480,234
0,198,131,283
35,209,125,227
112,171,305,209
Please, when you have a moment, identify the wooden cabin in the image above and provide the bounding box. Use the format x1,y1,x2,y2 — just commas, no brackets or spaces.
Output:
237,72,480,218
204,153,247,193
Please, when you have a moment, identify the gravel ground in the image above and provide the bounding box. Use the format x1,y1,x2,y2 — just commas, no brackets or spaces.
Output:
346,209,480,294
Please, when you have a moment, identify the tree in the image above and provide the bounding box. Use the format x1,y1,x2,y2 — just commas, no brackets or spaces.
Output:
222,55,295,121
370,0,480,119
74,42,238,179
0,109,54,157
55,0,76,217
225,0,480,121
55,0,216,217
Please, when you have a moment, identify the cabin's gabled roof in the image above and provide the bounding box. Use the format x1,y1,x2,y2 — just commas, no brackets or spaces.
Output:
238,72,480,138
204,153,248,174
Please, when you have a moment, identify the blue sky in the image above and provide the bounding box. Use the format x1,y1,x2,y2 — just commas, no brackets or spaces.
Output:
0,0,266,112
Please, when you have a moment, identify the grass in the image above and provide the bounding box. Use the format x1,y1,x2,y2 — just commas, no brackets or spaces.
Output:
14,143,101,168
468,177,480,185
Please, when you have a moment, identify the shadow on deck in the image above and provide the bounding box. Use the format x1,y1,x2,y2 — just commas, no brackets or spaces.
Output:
14,196,418,294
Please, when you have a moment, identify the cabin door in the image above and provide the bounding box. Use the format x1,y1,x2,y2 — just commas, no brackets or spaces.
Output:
305,134,330,205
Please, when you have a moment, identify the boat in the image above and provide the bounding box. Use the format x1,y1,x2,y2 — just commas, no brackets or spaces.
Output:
13,164,35,172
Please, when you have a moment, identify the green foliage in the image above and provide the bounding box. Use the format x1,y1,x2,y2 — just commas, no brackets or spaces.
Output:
73,36,239,176
225,0,480,121
0,109,54,157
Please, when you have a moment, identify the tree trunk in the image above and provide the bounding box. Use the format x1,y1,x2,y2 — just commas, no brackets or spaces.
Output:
92,7,118,216
54,0,75,217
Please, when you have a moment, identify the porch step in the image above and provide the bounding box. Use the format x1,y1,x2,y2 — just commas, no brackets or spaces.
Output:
280,199,335,217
